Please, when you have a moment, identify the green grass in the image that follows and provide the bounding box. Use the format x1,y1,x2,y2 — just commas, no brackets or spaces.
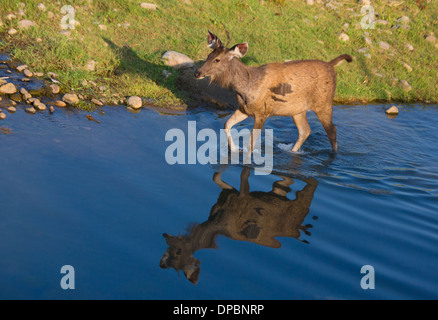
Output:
1,0,437,106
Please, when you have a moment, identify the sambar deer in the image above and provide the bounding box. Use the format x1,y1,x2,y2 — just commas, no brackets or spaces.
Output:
194,31,352,153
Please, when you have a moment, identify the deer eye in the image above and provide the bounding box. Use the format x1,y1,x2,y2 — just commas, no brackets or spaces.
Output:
214,58,220,63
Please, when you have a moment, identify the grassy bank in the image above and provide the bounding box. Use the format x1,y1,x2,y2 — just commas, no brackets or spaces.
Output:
1,0,437,108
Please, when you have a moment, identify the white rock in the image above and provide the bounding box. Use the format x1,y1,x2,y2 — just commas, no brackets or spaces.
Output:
85,60,96,71
338,32,350,42
306,0,314,5
378,41,390,50
127,96,142,109
6,13,17,21
8,28,18,35
140,3,158,10
18,19,36,29
37,3,46,12
161,51,194,69
405,43,414,51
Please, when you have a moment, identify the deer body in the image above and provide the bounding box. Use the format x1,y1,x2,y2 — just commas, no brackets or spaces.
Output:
195,31,352,153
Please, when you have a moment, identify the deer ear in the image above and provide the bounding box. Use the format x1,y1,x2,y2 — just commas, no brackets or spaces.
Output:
230,42,248,58
207,30,223,49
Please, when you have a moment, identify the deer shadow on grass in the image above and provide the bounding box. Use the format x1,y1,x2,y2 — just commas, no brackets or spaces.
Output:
102,37,190,105
103,37,238,109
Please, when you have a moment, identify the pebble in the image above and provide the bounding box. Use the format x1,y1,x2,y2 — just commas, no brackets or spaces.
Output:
400,80,412,92
50,84,60,94
37,3,46,11
55,100,67,107
8,28,18,35
338,33,350,42
91,98,104,106
62,93,79,105
402,62,412,72
378,41,390,50
16,65,28,72
425,35,436,43
405,43,414,51
0,112,6,120
127,96,142,109
86,60,96,71
7,106,16,113
385,106,399,115
34,102,47,111
49,106,55,113
140,3,158,10
25,107,36,114
98,24,107,31
0,83,17,94
23,69,33,77
18,19,36,30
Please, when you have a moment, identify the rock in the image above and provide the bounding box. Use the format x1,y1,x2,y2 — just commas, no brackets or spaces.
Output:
16,65,28,72
397,16,410,24
34,72,44,77
0,83,17,94
400,80,412,92
91,98,104,106
6,13,17,20
7,106,16,113
50,84,60,94
85,60,96,71
8,28,18,35
306,0,314,5
140,3,158,10
405,43,414,51
127,96,142,109
62,93,79,105
49,106,55,113
385,105,399,115
0,112,6,120
34,101,47,111
21,77,31,82
425,35,436,43
37,3,46,11
338,32,350,42
23,69,33,77
55,100,67,107
363,36,372,45
98,24,107,31
25,107,36,114
18,19,36,30
161,51,195,69
378,41,390,50
402,62,412,72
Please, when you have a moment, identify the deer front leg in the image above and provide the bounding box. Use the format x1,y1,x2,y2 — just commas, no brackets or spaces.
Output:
224,109,248,153
244,116,266,163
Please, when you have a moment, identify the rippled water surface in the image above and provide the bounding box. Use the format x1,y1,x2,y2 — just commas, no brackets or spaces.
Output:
0,103,437,299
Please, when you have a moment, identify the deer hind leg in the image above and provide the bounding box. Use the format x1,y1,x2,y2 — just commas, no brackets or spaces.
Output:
314,107,337,152
224,109,248,152
291,112,311,152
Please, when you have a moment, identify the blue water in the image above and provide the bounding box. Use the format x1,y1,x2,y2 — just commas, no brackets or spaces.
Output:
0,104,437,299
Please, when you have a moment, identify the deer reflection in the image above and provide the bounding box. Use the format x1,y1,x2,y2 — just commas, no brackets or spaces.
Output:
160,168,318,284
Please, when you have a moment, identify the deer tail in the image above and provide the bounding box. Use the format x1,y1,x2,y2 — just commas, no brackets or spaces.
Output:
328,54,353,67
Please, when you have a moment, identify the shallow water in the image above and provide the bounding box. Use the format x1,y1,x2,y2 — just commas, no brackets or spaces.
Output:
0,103,437,299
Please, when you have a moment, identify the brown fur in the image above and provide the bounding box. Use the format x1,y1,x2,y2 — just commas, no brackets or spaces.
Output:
195,31,353,152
